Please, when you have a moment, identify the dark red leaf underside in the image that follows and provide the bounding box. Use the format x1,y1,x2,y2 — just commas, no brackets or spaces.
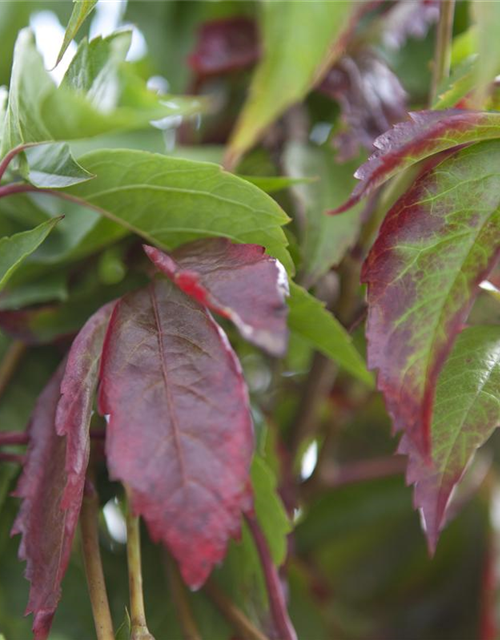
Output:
362,141,500,456
144,238,289,357
55,302,114,508
188,17,259,83
331,109,500,213
98,278,254,588
12,362,80,640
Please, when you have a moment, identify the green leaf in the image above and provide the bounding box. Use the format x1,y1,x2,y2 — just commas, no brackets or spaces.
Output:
65,149,293,271
399,326,500,551
226,0,353,166
473,0,500,104
251,456,291,566
239,174,315,194
0,29,202,156
115,609,131,640
285,143,365,285
287,282,372,386
0,218,61,292
363,140,500,456
0,272,68,311
56,0,98,66
23,142,94,188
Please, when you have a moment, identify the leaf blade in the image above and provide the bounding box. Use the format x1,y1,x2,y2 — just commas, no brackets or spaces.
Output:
56,0,98,66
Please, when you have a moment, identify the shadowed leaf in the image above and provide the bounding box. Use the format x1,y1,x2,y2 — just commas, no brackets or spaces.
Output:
362,141,500,455
144,238,289,357
98,278,254,588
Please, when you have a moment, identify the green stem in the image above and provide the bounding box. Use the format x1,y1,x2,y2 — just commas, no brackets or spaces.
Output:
165,554,202,640
430,0,456,105
126,501,156,640
80,479,114,640
0,341,26,401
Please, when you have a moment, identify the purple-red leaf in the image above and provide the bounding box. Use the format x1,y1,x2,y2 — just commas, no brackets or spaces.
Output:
331,109,500,213
188,17,259,82
143,239,289,357
55,302,114,508
362,141,500,456
11,363,78,639
318,49,407,161
98,278,254,588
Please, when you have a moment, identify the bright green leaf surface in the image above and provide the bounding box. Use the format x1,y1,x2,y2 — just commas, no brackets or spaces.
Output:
287,282,372,386
0,218,60,292
285,142,365,285
251,456,291,566
56,0,98,65
66,149,293,271
24,142,94,188
226,0,353,165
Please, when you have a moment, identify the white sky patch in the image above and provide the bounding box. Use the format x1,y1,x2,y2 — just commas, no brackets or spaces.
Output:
103,498,127,544
300,440,318,480
30,11,77,84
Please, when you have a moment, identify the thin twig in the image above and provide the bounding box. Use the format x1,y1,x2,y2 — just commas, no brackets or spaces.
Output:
0,144,28,182
0,431,29,446
0,341,26,401
204,579,270,640
245,513,297,640
430,0,456,105
80,478,115,640
164,553,202,640
0,451,25,465
126,500,156,640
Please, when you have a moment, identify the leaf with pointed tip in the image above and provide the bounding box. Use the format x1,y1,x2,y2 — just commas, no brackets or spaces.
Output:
56,0,98,66
399,326,500,552
331,110,500,214
64,149,293,272
0,218,61,292
225,0,354,167
287,283,373,386
11,362,82,640
23,142,94,188
98,278,254,588
144,239,289,357
55,302,114,508
362,141,500,455
1,29,202,156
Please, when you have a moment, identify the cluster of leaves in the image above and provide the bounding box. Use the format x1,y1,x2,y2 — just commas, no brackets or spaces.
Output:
0,1,499,639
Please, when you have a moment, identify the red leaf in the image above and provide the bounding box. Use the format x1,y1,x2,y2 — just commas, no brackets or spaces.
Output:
11,363,78,640
55,302,114,508
330,109,500,213
98,278,254,588
362,141,500,456
188,17,259,81
143,239,289,357
318,49,407,161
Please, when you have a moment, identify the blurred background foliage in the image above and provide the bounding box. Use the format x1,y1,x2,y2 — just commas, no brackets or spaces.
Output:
0,1,498,639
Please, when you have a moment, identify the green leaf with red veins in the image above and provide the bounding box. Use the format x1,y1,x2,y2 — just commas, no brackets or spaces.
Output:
362,140,500,455
143,239,289,357
331,109,500,214
98,278,254,588
399,326,500,552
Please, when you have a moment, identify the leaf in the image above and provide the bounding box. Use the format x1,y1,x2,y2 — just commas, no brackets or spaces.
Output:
55,303,114,508
144,238,289,357
65,149,293,272
251,456,291,566
399,326,500,552
115,609,132,640
0,29,202,156
188,17,259,82
362,140,500,455
284,143,365,285
98,278,254,588
472,0,500,104
331,109,500,214
0,218,61,292
287,283,372,386
24,142,94,188
225,0,354,166
56,0,98,66
11,362,82,640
